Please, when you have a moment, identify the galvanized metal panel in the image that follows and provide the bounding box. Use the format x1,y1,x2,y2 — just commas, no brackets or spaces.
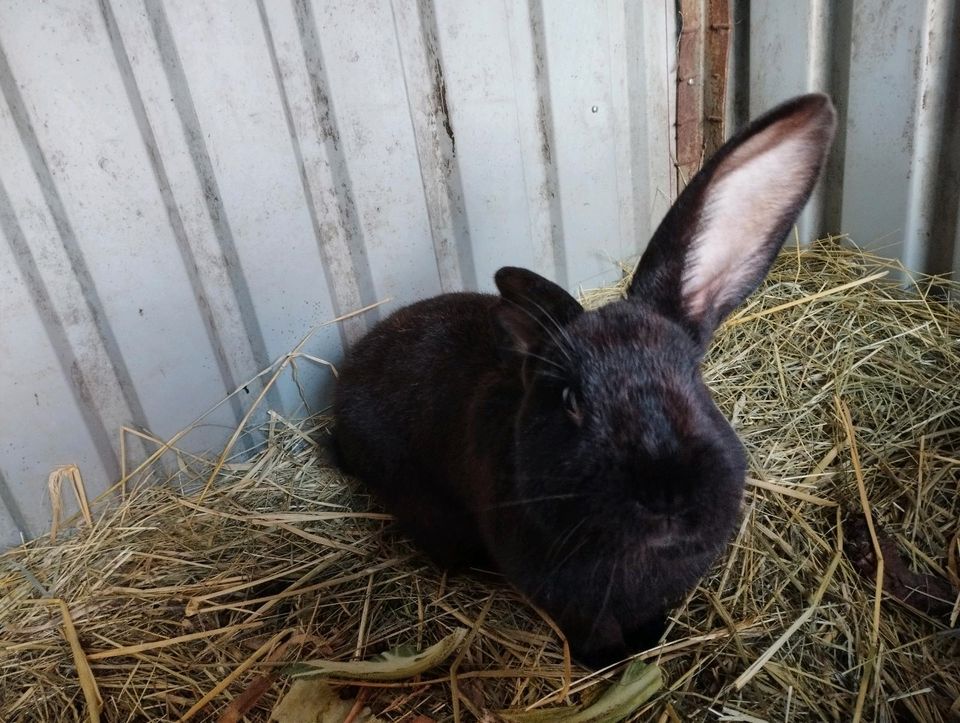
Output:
302,0,442,305
433,0,539,289
0,0,676,545
744,0,960,279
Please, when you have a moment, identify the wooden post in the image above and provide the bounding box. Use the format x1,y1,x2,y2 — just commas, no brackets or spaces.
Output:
676,0,705,190
704,0,731,158
676,0,731,189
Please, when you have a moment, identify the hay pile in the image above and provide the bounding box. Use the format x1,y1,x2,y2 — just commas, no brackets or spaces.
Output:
1,240,958,722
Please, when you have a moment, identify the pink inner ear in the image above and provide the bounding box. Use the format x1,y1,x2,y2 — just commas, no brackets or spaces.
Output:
681,126,822,322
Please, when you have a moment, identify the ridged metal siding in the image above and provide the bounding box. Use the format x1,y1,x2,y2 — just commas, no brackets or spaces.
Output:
0,0,677,545
1,0,957,545
737,0,960,274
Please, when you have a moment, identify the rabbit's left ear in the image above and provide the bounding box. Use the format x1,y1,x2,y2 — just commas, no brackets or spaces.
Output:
493,267,583,356
628,94,836,347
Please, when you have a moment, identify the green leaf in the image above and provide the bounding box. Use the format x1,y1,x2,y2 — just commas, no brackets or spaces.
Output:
499,659,662,723
284,628,467,681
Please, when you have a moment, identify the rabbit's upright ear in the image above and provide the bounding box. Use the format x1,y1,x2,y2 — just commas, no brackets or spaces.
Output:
628,94,836,347
493,267,583,356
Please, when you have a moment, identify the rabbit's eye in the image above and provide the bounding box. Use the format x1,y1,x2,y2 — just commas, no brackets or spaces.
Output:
561,386,582,423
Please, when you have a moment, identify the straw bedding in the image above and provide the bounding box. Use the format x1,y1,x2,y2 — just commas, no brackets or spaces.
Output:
1,240,958,722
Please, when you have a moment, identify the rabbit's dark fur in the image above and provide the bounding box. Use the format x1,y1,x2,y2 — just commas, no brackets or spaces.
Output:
334,94,837,667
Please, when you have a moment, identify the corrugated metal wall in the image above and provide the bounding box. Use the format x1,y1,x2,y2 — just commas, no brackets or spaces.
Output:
737,0,960,275
1,0,957,546
0,0,677,546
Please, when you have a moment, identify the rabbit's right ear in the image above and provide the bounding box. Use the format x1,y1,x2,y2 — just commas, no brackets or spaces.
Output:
628,94,836,348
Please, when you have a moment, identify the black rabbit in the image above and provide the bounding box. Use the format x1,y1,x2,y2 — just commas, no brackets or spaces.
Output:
334,94,836,667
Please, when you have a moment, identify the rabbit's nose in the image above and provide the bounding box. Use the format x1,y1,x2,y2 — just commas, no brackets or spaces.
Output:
633,483,680,515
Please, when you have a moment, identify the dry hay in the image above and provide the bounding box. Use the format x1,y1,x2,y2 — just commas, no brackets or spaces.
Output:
1,239,958,722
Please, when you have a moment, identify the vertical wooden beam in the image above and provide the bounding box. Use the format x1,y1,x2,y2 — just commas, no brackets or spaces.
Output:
676,0,731,189
704,0,731,157
676,0,704,189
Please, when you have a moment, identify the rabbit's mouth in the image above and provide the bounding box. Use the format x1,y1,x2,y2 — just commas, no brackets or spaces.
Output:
647,525,686,550
627,506,718,555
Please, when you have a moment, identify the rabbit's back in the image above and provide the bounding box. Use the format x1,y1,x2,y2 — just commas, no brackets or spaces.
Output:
333,292,502,566
335,292,499,450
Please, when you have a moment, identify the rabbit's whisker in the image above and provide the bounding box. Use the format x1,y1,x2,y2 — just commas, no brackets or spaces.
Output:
483,493,585,510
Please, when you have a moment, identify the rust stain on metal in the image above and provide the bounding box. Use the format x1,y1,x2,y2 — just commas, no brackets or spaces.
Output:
528,3,552,166
432,57,455,153
536,99,552,165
